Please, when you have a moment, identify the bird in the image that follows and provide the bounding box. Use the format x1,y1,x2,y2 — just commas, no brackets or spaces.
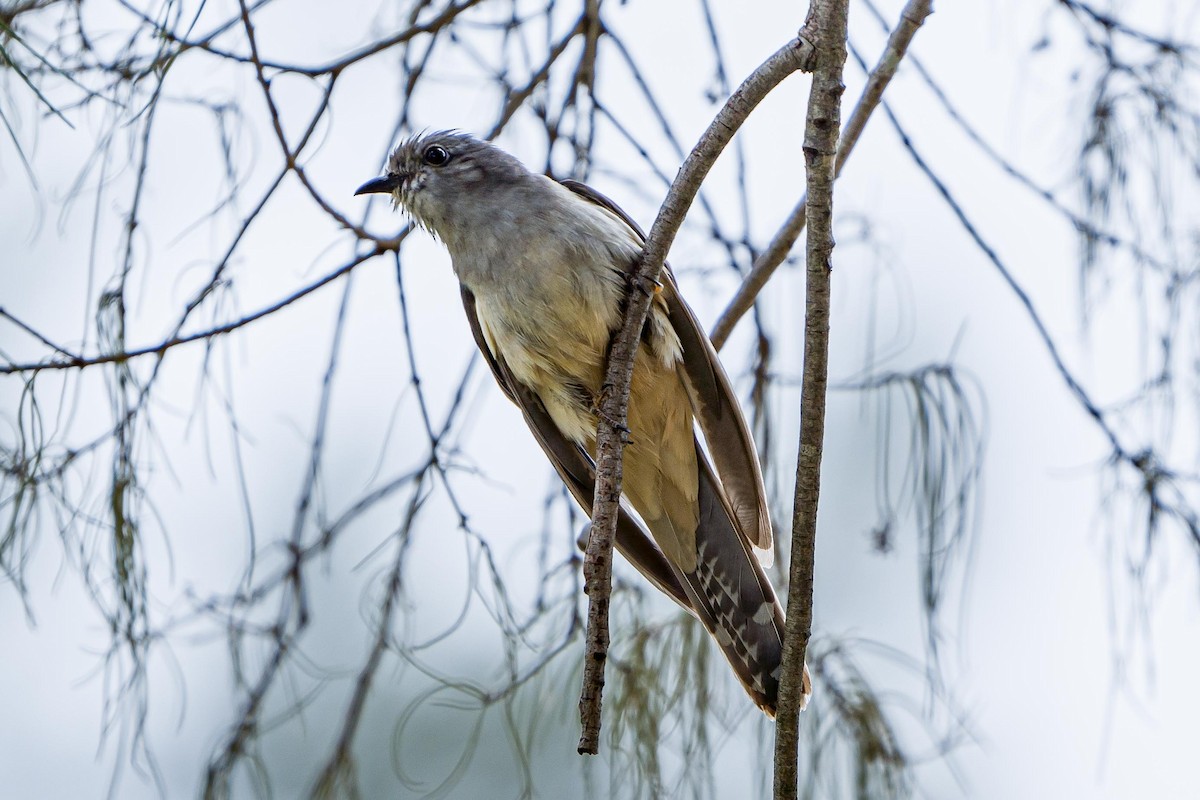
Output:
356,131,810,716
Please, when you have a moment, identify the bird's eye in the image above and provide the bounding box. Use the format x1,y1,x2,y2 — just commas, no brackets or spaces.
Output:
422,145,451,167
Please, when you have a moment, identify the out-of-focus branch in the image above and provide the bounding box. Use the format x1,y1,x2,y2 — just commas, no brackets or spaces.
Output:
577,35,814,756
855,0,1176,278
0,307,82,360
1057,0,1197,56
773,0,848,796
710,0,932,352
0,249,397,375
151,0,490,76
871,92,1155,492
485,16,586,138
873,75,1200,593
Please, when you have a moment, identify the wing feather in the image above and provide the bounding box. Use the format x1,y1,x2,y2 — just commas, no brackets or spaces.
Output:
460,286,693,611
558,180,774,556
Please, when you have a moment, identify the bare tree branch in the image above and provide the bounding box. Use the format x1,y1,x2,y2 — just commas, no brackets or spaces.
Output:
871,88,1200,560
577,35,814,755
774,0,848,796
0,250,396,376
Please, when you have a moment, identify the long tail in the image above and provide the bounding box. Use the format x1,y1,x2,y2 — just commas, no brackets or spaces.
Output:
672,446,811,716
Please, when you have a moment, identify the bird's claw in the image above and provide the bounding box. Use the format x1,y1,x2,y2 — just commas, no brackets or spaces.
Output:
626,270,662,297
592,395,632,440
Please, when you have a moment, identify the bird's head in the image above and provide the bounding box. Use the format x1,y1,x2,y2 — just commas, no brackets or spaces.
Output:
355,131,527,241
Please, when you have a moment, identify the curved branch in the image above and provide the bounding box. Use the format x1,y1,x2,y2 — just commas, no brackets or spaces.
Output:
577,34,814,756
0,247,398,375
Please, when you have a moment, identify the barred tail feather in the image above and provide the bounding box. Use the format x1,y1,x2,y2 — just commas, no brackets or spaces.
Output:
673,447,811,716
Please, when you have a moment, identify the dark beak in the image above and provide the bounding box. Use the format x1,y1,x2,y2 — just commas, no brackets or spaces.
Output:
354,175,401,196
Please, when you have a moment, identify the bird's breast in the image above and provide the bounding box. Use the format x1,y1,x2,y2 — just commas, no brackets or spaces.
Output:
471,263,620,444
457,219,682,448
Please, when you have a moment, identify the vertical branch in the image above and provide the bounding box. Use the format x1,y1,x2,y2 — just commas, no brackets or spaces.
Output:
577,37,814,756
774,0,849,797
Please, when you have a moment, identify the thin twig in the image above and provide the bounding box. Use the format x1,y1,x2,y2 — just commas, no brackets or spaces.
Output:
855,0,1176,277
577,34,814,756
157,0,491,77
774,0,849,796
0,307,82,360
873,95,1131,460
0,249,395,375
710,0,932,351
